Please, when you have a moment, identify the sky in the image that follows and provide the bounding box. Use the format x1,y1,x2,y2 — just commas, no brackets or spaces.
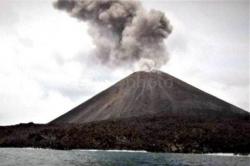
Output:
0,0,249,125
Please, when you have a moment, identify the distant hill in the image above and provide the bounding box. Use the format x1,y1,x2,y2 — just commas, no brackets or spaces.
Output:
51,71,249,124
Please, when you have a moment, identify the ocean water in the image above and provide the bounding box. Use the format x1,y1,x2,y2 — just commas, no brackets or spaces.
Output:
0,148,249,166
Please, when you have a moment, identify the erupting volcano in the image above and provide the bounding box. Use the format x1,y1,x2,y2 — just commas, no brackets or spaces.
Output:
0,0,249,154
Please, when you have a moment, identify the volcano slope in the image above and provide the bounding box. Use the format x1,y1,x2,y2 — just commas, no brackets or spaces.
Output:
0,71,250,153
51,71,249,124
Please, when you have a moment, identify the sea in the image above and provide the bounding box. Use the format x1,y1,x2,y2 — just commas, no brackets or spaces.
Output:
0,148,249,166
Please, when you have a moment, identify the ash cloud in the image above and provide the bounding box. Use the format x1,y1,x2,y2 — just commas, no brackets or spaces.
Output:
54,0,173,70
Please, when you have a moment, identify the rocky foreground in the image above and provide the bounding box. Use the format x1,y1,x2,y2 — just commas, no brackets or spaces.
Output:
0,113,250,154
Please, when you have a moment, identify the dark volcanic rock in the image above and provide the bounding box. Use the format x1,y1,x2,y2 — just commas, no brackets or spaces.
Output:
51,71,249,124
0,115,250,153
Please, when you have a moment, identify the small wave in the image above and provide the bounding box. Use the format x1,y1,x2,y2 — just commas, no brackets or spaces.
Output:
78,149,147,153
205,153,250,157
22,147,53,151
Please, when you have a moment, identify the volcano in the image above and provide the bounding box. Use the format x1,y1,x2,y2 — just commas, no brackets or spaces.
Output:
51,71,249,124
1,71,250,153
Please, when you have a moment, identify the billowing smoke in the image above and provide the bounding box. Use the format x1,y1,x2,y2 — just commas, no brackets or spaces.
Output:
54,0,173,70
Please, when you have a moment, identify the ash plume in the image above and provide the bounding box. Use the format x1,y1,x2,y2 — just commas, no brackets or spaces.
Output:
54,0,173,70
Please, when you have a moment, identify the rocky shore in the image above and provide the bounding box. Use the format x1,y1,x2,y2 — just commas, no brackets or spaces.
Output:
1,114,250,154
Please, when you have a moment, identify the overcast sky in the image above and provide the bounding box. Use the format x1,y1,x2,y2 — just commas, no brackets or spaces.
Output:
0,0,249,125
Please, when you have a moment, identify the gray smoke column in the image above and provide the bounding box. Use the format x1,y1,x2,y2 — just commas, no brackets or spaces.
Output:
54,0,173,70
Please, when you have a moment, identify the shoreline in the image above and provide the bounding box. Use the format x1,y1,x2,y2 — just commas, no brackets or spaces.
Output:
1,118,250,155
1,147,250,157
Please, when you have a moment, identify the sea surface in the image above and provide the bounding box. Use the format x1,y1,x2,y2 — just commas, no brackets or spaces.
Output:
0,148,250,166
